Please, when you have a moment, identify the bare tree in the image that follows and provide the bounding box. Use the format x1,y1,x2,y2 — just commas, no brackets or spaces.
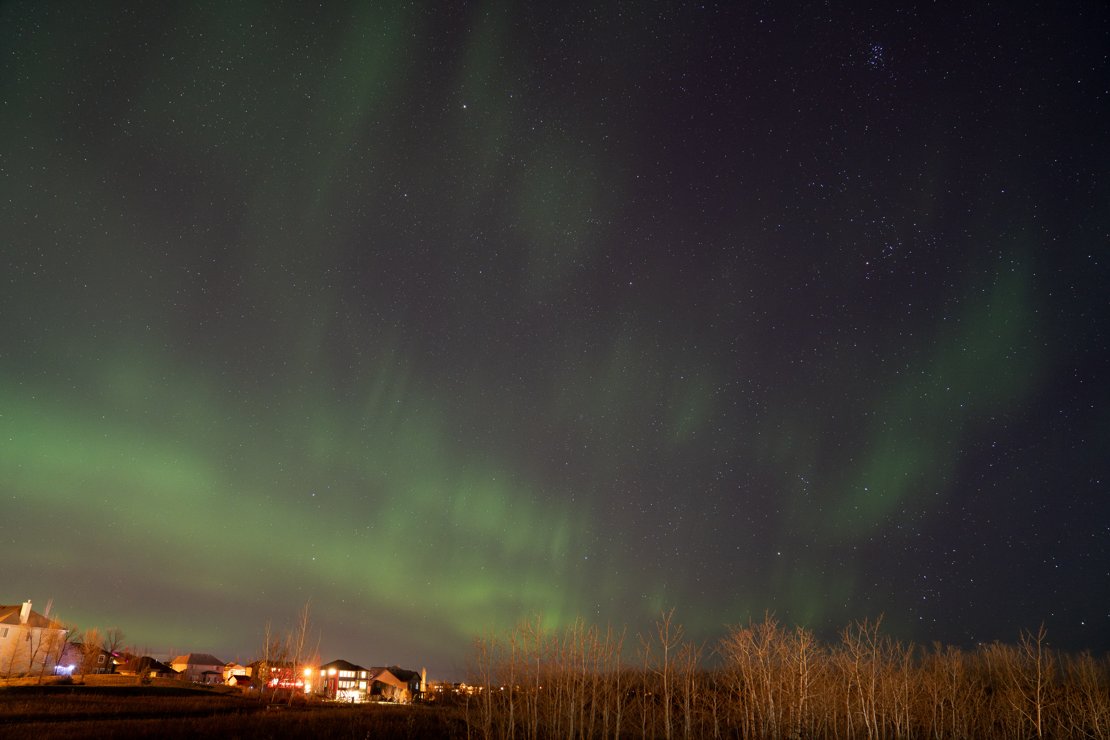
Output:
676,638,703,740
1006,624,1053,739
652,608,684,740
80,628,103,681
37,620,77,684
102,627,125,673
1061,651,1110,738
286,601,312,706
24,624,50,677
257,621,271,700
470,631,495,739
257,620,286,703
841,616,884,739
462,613,1110,740
606,626,627,740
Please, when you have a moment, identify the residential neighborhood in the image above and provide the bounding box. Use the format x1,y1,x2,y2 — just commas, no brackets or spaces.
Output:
1,599,430,703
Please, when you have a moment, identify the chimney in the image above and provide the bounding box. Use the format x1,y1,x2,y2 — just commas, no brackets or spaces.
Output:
20,600,32,624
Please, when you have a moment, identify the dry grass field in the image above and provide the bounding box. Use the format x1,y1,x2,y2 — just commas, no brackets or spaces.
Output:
0,679,465,739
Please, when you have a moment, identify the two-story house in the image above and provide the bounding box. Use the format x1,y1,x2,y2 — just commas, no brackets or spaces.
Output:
169,652,226,683
0,601,69,677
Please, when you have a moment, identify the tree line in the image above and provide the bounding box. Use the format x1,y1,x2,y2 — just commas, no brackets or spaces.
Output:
466,611,1109,739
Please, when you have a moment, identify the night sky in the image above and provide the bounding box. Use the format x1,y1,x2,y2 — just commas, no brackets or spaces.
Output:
2,2,1108,678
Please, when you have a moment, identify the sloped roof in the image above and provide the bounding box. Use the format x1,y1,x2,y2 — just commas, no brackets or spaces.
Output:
170,652,225,666
380,666,420,682
119,656,176,674
368,666,420,684
320,658,367,672
0,604,66,630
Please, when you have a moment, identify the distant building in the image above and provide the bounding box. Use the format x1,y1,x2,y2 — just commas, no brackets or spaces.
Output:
227,672,252,687
60,642,115,675
116,655,178,678
169,653,226,683
223,661,250,683
314,659,370,701
0,601,69,677
366,666,424,703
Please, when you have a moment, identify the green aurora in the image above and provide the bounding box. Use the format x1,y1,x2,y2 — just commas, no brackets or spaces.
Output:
1,2,1107,676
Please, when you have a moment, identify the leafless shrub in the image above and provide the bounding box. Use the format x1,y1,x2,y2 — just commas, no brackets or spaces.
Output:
466,614,1108,739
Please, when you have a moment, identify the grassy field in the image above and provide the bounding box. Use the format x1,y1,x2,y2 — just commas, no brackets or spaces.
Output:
0,679,466,739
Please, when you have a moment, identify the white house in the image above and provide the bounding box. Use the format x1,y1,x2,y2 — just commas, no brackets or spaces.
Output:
0,601,69,677
223,661,250,683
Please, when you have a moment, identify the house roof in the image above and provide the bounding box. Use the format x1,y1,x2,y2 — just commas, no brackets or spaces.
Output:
368,666,420,684
170,653,225,666
118,656,176,674
0,604,65,630
320,658,367,672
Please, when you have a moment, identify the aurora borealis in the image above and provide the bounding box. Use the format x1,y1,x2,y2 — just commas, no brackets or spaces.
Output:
2,2,1107,678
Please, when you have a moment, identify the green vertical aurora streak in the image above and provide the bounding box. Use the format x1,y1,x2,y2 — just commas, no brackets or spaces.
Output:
825,261,1042,539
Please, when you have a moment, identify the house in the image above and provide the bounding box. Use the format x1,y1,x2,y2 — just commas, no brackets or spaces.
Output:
0,601,69,678
223,662,250,683
366,666,425,703
169,653,226,684
116,656,177,678
59,642,115,675
227,673,253,688
313,659,370,702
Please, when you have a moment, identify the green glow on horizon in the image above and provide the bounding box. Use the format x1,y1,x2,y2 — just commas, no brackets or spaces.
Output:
0,326,598,656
